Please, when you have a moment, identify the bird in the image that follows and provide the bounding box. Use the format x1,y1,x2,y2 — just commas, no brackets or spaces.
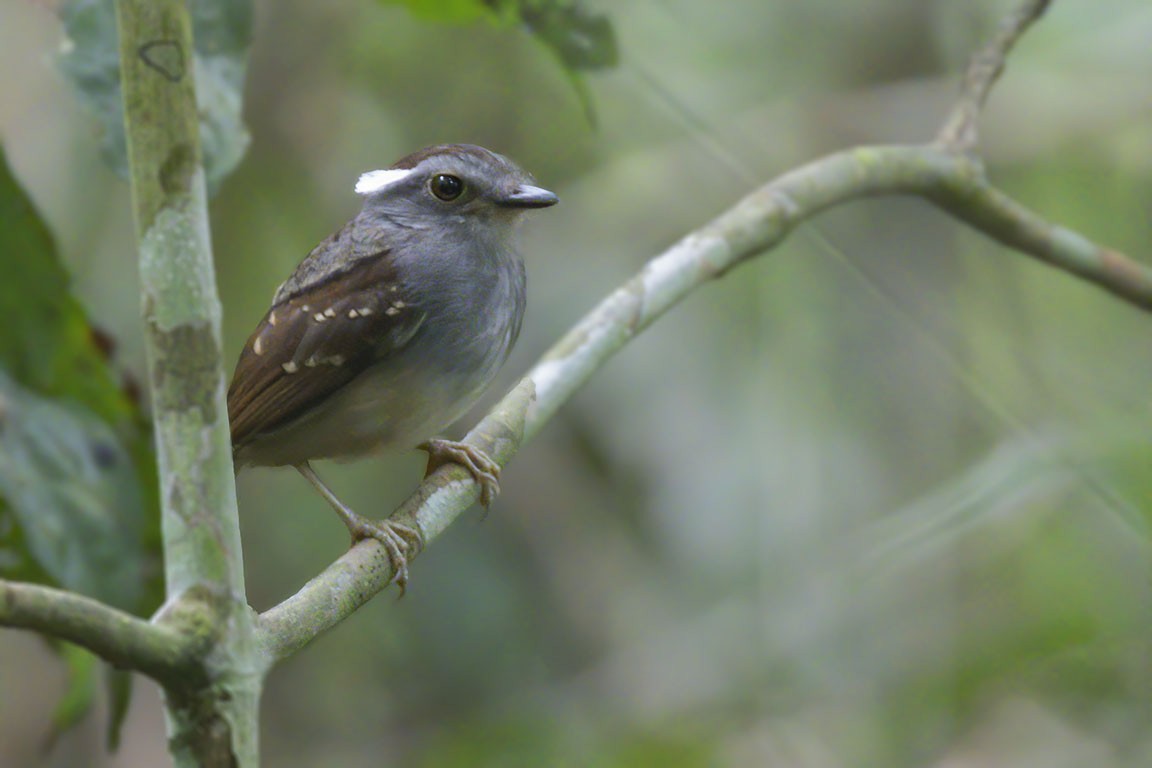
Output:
227,144,557,592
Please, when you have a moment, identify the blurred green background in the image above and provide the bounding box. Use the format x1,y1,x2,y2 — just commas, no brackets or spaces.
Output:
2,0,1151,765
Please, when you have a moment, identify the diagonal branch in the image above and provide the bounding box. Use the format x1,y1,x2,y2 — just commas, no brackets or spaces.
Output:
256,142,1151,663
937,0,1053,150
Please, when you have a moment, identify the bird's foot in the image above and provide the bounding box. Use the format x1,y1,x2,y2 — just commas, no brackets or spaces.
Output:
343,514,424,597
296,462,423,596
419,439,502,508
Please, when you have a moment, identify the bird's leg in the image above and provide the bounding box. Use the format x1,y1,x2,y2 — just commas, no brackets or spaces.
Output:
418,439,502,508
295,462,423,595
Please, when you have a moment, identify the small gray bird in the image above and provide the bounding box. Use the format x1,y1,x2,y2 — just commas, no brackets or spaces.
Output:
228,144,557,591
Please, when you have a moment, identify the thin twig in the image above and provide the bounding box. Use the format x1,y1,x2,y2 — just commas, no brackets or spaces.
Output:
936,0,1053,150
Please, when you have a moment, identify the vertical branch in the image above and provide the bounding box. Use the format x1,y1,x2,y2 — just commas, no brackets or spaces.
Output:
116,0,240,601
115,1,259,764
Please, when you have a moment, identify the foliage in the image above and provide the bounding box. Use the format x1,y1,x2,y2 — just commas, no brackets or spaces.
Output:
379,0,616,121
57,0,252,194
0,145,158,604
0,146,156,746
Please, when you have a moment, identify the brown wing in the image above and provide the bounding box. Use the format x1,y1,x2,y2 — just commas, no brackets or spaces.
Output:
227,254,423,449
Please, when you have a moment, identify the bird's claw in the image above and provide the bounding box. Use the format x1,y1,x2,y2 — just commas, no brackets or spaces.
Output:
346,517,424,597
419,439,502,507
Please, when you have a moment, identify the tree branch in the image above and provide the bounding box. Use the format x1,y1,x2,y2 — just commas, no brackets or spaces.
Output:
0,579,201,686
256,137,1151,662
116,0,258,763
257,381,533,662
117,0,244,614
937,0,1052,150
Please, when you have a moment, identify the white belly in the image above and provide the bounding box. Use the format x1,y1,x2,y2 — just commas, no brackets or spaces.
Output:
234,358,489,468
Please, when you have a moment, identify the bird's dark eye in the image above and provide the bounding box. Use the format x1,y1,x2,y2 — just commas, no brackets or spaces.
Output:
429,174,464,201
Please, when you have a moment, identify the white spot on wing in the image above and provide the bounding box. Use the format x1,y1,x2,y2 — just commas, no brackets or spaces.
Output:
305,354,345,367
355,168,413,195
282,361,299,374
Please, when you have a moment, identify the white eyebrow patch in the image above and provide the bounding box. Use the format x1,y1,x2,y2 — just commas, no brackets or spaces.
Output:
354,168,414,195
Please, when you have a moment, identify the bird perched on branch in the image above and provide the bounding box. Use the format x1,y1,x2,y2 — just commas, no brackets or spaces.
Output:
227,144,557,592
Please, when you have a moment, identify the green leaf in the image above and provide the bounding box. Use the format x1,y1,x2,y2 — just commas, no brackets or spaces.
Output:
0,144,158,600
57,0,253,194
379,0,617,123
0,144,159,748
36,645,132,754
0,148,132,421
520,1,618,72
0,372,145,609
378,0,516,24
104,667,133,750
57,0,125,186
42,645,99,752
521,2,615,126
